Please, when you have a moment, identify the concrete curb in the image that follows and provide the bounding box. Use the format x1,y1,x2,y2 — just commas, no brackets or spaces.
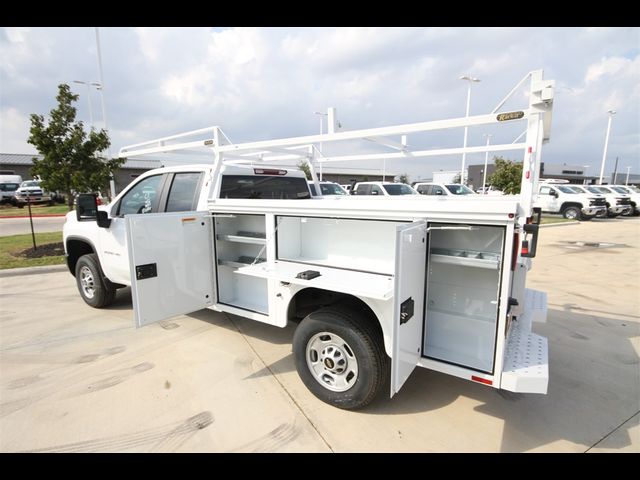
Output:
0,264,68,277
539,221,580,228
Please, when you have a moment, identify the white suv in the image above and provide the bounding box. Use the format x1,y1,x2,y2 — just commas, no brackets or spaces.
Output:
351,181,418,196
413,182,476,196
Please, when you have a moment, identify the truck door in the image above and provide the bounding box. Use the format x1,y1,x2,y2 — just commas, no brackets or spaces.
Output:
391,220,427,395
126,211,215,327
537,185,558,212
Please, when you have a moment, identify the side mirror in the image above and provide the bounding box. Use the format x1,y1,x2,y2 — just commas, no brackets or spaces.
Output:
76,194,98,221
97,211,111,229
550,190,558,197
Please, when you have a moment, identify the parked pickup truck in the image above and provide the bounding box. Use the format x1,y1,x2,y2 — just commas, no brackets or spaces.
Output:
64,164,311,306
577,185,633,218
533,182,606,220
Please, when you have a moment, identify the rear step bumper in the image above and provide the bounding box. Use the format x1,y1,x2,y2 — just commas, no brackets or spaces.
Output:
501,289,549,394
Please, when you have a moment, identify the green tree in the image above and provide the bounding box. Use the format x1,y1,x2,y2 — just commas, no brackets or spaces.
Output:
488,156,523,194
28,84,125,211
297,160,312,180
397,173,410,184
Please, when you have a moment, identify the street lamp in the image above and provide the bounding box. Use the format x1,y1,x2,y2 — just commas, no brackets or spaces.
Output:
73,80,101,129
626,166,631,185
598,109,616,185
94,27,116,199
313,111,328,181
481,134,493,194
459,75,481,185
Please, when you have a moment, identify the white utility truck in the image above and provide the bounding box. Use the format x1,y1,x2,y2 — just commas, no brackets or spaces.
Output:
65,70,554,409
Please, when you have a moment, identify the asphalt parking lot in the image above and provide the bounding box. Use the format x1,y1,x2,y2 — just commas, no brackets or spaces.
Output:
0,218,638,452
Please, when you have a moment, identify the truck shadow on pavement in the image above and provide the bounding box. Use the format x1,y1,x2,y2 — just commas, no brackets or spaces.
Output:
109,292,638,452
191,306,638,452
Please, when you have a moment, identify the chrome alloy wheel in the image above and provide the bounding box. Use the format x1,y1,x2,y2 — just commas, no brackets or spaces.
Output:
306,332,358,392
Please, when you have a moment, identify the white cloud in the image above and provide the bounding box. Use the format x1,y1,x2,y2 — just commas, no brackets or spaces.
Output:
1,27,639,179
0,107,36,153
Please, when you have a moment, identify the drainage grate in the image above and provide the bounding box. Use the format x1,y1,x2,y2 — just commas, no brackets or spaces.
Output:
558,241,626,250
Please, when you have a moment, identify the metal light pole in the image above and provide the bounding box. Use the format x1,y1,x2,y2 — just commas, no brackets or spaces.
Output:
313,111,328,181
95,27,116,199
598,109,616,185
626,166,631,185
459,75,481,185
73,80,100,130
481,134,493,194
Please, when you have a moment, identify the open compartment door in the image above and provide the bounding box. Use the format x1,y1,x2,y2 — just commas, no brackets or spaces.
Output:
391,220,427,396
126,212,215,327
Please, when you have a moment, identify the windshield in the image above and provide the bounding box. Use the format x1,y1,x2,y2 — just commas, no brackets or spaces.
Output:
557,186,578,194
610,186,629,194
382,184,417,195
445,184,475,195
568,186,587,193
20,180,40,188
0,183,20,191
585,186,611,194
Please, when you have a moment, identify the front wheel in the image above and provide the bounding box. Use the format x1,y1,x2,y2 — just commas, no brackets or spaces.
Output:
75,253,117,308
562,206,581,220
293,306,388,410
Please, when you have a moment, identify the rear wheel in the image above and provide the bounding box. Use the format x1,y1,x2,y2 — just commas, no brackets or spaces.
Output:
75,253,116,308
293,306,388,410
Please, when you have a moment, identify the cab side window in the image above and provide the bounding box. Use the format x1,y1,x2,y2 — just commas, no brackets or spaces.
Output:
433,186,445,195
370,185,383,195
417,185,431,195
356,184,371,195
539,186,551,195
118,175,163,216
165,172,203,212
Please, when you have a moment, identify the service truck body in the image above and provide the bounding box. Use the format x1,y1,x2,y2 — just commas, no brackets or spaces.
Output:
65,70,554,409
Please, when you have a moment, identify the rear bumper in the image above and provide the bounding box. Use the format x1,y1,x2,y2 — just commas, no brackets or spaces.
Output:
501,289,549,394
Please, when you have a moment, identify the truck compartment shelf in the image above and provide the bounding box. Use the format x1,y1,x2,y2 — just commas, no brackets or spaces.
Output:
235,260,394,301
216,233,266,245
218,257,266,268
430,247,499,269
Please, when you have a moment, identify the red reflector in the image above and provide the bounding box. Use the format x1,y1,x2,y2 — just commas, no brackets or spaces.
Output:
526,171,530,179
528,146,532,153
471,375,493,385
508,213,514,218
254,168,287,175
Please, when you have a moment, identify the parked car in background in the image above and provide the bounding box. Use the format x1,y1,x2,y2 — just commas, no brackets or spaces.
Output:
351,181,418,196
0,174,23,205
575,185,632,218
13,180,53,207
413,182,476,196
308,181,348,197
608,185,640,216
476,185,504,195
534,182,606,220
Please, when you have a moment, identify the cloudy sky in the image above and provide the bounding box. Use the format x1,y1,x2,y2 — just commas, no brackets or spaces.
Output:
1,27,638,181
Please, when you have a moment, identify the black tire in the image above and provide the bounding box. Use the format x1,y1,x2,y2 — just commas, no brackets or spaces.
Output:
75,253,116,308
293,306,388,410
562,206,581,220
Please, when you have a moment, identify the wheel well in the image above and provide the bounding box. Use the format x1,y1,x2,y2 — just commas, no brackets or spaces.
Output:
287,287,383,337
560,202,582,212
65,239,94,277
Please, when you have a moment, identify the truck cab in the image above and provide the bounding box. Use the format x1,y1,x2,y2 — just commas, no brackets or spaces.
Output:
64,163,310,301
609,185,640,216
